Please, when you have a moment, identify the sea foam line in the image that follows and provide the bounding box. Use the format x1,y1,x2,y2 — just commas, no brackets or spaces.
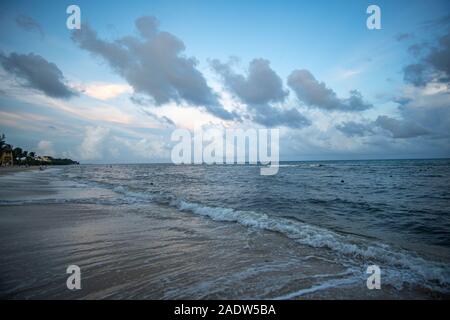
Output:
171,199,450,292
273,276,361,299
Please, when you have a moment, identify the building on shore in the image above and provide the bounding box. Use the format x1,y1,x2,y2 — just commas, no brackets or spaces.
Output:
35,156,52,163
0,145,14,166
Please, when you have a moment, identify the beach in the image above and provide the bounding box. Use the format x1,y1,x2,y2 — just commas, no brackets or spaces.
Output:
0,163,449,299
0,166,39,176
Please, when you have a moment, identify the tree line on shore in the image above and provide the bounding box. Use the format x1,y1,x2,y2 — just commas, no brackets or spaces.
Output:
0,134,79,166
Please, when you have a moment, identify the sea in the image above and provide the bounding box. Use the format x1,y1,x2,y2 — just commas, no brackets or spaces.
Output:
0,159,449,299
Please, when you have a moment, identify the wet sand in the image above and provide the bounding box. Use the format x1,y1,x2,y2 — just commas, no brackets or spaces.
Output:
0,166,39,176
0,169,446,299
0,202,434,300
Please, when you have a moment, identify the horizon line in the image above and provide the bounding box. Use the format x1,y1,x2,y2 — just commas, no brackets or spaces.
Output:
78,157,450,165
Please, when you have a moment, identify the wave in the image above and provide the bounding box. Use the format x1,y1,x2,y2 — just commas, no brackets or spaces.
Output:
171,199,450,293
274,276,361,299
9,168,449,293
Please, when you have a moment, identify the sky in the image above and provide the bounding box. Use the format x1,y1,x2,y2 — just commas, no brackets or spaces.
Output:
0,0,449,163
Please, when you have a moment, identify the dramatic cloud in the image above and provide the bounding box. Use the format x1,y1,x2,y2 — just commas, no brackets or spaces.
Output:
336,121,373,137
426,32,450,82
211,58,288,105
403,30,450,86
338,114,431,139
388,20,450,144
0,52,76,99
211,58,309,128
71,16,236,120
374,115,429,138
250,104,311,128
287,69,373,111
388,27,450,142
403,63,428,86
15,15,44,38
396,84,450,138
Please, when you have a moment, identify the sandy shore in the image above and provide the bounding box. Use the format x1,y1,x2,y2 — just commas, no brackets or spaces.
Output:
0,166,40,176
2,202,439,300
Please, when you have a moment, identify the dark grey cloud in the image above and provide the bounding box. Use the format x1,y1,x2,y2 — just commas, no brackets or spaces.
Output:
403,63,428,86
71,16,236,120
426,32,450,83
398,92,450,139
211,58,288,105
393,22,450,144
387,70,450,143
374,115,430,139
287,69,373,111
338,116,429,139
15,15,44,38
249,104,310,128
336,121,373,137
211,58,309,128
403,31,450,86
0,52,76,99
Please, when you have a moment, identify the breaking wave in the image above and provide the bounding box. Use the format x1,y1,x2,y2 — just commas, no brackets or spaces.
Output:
3,167,449,295
171,199,450,293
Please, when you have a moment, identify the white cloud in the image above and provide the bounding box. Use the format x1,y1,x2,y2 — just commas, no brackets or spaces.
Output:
78,126,110,160
113,135,168,159
336,68,362,80
36,140,55,156
82,83,132,100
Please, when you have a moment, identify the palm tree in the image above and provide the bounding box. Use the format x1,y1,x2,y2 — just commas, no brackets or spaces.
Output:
0,134,5,151
13,147,23,163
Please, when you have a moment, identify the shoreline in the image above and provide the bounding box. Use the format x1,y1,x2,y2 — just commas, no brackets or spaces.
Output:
0,166,40,176
0,166,448,299
2,201,445,299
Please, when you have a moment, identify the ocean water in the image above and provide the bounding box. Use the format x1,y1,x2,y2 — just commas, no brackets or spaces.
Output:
63,159,450,248
1,159,450,298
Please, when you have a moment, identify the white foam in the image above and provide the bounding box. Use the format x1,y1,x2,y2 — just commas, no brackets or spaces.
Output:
274,276,360,299
173,199,450,292
113,185,154,202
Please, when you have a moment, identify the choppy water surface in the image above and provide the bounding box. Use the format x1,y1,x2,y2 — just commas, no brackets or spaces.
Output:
0,159,449,298
63,159,450,248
